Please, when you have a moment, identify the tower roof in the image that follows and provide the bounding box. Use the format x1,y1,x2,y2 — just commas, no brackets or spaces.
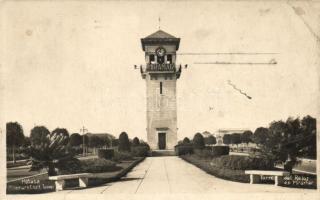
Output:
145,30,177,39
141,29,180,51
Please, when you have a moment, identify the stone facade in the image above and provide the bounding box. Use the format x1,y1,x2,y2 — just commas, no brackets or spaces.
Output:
140,30,181,150
146,73,177,149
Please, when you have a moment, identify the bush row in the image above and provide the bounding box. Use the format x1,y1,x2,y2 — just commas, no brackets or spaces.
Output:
175,144,229,157
181,155,250,183
194,146,230,158
57,158,122,175
175,144,193,155
97,145,150,161
210,155,275,170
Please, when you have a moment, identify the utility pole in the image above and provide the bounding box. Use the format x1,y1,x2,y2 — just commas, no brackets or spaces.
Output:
80,126,88,157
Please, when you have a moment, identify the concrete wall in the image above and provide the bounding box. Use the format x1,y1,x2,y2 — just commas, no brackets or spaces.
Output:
146,73,177,149
143,43,179,150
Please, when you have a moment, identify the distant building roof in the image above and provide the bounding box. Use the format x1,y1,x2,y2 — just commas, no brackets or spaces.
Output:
86,133,115,139
141,29,180,51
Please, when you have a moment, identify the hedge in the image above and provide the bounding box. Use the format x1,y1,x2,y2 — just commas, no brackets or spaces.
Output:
210,155,274,170
132,146,150,157
194,146,229,158
57,158,122,174
112,151,134,162
174,144,193,155
80,158,122,173
180,154,275,183
98,149,115,160
181,154,249,183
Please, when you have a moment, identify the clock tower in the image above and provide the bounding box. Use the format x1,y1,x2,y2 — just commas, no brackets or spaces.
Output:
139,30,183,150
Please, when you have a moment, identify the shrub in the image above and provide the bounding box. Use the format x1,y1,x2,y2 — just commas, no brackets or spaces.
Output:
132,137,140,146
56,158,82,175
211,146,229,157
182,137,190,144
132,145,149,157
118,132,130,152
28,129,74,176
112,150,133,162
210,155,274,170
98,149,114,160
204,135,216,145
193,133,205,149
194,146,229,158
80,158,121,173
175,144,193,155
181,155,249,183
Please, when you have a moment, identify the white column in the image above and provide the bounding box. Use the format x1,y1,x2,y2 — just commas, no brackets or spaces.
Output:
79,177,89,188
55,180,65,191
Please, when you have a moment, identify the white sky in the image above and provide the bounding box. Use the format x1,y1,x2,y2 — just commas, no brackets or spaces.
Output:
1,1,319,140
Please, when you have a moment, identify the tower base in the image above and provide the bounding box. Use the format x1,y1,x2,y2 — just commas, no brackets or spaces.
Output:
150,150,176,157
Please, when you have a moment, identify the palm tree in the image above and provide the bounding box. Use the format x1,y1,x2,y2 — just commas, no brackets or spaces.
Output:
28,127,79,176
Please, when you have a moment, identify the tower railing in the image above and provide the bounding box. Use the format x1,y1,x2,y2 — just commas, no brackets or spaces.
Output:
146,63,176,72
139,63,182,79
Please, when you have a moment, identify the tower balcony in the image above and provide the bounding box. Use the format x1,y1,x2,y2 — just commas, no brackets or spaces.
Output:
146,63,177,72
140,63,182,79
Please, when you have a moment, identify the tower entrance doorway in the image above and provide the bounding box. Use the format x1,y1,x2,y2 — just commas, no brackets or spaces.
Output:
158,132,166,150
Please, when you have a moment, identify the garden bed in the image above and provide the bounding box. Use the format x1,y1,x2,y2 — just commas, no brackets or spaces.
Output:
180,154,250,183
7,157,145,194
180,154,317,189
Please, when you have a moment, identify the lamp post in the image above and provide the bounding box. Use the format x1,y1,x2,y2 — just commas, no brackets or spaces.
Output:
80,126,88,157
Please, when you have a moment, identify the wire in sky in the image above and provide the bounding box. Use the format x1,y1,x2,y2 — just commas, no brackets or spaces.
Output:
194,58,277,65
178,52,278,55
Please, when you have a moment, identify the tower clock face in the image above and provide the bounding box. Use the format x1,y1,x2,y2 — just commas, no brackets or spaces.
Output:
156,47,166,57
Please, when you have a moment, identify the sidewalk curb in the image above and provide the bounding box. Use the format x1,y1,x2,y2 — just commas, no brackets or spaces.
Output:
100,157,145,183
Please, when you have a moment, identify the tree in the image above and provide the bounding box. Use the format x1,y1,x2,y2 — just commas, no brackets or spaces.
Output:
254,116,317,173
205,135,216,146
193,133,205,149
111,138,119,147
29,129,78,176
252,127,269,145
6,122,25,163
102,136,111,148
51,128,70,145
231,133,241,147
23,136,31,148
88,135,104,154
202,131,211,138
132,137,140,146
241,130,253,146
300,115,316,159
30,126,50,146
182,137,191,144
69,133,82,147
118,132,130,152
223,134,231,145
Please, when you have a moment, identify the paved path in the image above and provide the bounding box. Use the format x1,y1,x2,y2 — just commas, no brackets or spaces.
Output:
45,156,313,195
